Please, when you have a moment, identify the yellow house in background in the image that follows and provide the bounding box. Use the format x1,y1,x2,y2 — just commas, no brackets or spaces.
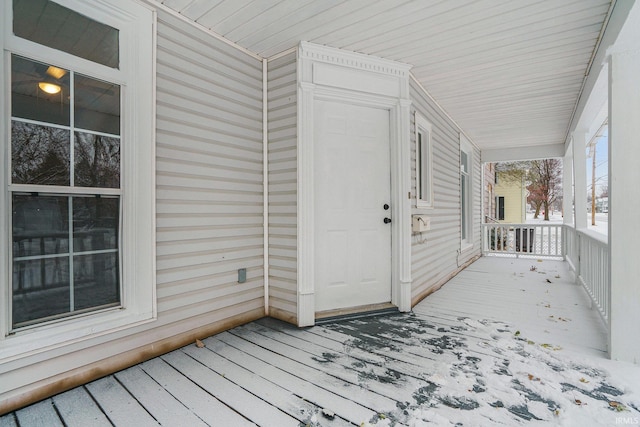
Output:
494,171,527,223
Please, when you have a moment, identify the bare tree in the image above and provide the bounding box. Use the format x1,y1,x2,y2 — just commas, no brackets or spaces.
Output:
528,159,562,221
599,185,609,198
495,159,562,221
495,161,529,183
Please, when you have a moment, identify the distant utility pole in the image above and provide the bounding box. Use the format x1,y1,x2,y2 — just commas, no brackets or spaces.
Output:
591,145,596,226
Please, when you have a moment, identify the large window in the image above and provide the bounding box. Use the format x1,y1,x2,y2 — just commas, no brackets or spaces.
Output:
2,0,154,354
415,113,433,208
11,54,122,328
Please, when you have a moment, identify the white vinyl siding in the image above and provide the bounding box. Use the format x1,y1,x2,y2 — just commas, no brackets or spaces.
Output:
0,9,265,406
267,52,297,323
410,79,481,303
154,12,264,319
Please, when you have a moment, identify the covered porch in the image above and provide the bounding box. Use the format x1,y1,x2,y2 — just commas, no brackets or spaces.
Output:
3,257,637,426
2,0,640,418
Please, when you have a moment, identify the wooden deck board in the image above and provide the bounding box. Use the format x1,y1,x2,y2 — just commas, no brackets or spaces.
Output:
0,414,17,427
15,400,62,427
180,338,335,426
114,366,208,427
161,350,299,427
226,326,403,409
205,332,379,425
52,387,112,427
85,376,159,427
8,257,637,426
138,358,256,427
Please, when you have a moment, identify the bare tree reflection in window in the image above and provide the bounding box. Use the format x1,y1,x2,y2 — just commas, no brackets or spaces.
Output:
74,132,120,188
11,121,70,186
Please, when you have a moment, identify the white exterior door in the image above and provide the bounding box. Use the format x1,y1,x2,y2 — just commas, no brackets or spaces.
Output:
314,100,392,312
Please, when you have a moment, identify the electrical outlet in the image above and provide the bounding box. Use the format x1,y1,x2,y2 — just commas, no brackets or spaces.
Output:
238,268,246,283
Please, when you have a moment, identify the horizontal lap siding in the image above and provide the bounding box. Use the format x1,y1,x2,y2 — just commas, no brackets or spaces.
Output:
410,79,481,303
156,11,264,321
267,53,298,324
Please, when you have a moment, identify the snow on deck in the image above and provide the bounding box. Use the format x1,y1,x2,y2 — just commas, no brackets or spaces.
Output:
2,257,639,426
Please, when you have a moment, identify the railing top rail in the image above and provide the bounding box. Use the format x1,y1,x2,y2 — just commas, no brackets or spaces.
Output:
482,223,563,227
573,227,609,246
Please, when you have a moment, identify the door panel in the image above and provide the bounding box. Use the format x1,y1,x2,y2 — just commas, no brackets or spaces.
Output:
314,100,391,312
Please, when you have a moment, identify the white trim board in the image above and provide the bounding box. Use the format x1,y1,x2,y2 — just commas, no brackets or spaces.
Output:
296,42,412,326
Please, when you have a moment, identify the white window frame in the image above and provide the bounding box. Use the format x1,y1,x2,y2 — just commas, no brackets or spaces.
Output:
0,0,156,361
415,112,433,209
460,134,473,249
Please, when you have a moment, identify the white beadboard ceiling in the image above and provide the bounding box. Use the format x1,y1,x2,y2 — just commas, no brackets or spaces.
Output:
156,0,613,153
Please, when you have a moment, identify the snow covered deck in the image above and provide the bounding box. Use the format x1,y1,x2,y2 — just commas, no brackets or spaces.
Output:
2,257,639,426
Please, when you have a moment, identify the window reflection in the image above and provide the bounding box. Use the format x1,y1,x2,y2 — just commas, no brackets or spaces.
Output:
74,132,120,188
73,197,119,252
12,257,71,326
74,253,120,311
12,194,69,258
13,0,119,68
11,55,70,126
75,74,120,135
11,194,120,327
12,121,70,186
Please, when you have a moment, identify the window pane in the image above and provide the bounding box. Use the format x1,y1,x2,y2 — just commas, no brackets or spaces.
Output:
74,132,120,188
420,135,430,202
461,177,467,239
12,257,70,326
12,55,70,126
12,121,70,185
75,74,120,135
73,197,119,252
461,151,468,174
417,133,423,199
12,194,69,257
13,0,119,68
74,253,120,311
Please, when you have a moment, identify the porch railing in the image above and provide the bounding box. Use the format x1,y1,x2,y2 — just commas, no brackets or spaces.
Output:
482,223,563,258
564,226,610,324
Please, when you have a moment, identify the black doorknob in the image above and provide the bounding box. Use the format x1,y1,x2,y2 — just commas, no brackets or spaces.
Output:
384,217,392,224
383,204,390,210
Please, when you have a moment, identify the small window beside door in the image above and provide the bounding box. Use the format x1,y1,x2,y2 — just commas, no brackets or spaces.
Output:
460,134,473,247
415,113,433,208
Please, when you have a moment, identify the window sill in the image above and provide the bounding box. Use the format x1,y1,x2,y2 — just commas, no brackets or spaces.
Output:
460,242,474,253
0,308,155,364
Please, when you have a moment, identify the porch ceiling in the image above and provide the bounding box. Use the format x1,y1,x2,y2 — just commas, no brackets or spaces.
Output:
156,0,613,153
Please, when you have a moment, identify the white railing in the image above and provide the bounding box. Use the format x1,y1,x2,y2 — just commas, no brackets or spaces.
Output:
482,223,563,258
564,226,610,325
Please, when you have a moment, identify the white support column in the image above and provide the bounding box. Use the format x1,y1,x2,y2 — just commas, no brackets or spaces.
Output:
563,144,574,226
608,45,640,363
572,130,588,230
297,81,316,327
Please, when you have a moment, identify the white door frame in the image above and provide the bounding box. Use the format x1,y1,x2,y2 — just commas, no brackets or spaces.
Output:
296,42,412,326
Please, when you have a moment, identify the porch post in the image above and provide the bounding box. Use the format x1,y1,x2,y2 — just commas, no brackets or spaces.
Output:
608,39,640,363
572,130,588,229
562,144,574,226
